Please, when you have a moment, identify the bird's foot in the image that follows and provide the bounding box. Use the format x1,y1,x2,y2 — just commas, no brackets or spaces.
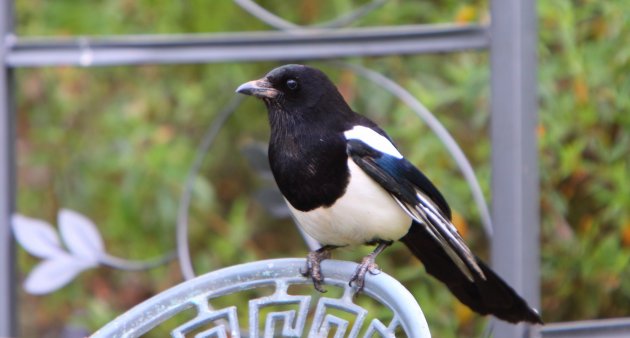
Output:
349,254,381,292
301,247,332,293
348,240,392,293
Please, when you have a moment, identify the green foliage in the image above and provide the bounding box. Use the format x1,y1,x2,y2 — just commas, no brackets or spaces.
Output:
12,0,630,337
538,0,630,322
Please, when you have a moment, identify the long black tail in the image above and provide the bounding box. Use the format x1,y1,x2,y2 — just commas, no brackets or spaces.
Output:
400,222,543,324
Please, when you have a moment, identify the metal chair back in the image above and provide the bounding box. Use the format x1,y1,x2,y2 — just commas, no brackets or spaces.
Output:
92,258,431,337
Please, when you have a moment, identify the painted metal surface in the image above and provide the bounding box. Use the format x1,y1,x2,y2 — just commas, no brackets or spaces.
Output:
5,24,489,68
92,258,431,338
537,318,630,338
490,0,540,337
0,0,16,336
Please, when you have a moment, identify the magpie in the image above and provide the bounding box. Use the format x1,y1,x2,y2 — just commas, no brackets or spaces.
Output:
236,64,543,324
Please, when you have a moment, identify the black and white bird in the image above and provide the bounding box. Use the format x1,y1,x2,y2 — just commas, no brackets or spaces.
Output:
236,64,542,324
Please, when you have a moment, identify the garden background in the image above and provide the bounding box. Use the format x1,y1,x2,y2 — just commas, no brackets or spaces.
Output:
12,1,630,337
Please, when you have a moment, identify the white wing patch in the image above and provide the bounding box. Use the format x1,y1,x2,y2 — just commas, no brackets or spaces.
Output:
344,126,403,159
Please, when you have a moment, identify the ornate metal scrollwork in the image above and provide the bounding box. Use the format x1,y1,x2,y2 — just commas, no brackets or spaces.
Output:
92,259,431,337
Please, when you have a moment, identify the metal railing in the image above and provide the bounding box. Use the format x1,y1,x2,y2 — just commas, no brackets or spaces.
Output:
0,1,547,337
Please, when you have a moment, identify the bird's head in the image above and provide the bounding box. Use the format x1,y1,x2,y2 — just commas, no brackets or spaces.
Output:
236,64,352,125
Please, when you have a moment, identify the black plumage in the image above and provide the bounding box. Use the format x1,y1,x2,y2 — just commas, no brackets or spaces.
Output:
236,64,543,325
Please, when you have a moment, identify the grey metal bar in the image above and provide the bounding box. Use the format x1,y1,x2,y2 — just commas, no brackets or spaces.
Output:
234,0,387,30
490,0,539,337
537,318,630,338
0,0,17,336
5,24,489,67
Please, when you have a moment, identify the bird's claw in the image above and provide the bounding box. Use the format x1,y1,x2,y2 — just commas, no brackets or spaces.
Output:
349,255,380,293
302,248,331,293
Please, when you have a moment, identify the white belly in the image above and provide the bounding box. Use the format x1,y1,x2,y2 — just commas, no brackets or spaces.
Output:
286,159,412,246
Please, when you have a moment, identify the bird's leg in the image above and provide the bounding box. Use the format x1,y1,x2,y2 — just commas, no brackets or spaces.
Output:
349,240,392,292
301,245,335,293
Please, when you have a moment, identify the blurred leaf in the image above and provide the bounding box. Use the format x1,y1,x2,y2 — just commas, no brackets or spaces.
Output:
454,5,476,24
24,254,94,295
12,214,65,259
58,209,105,264
254,187,290,219
241,141,273,180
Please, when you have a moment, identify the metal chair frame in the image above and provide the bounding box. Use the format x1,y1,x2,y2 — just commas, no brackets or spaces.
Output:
92,258,431,338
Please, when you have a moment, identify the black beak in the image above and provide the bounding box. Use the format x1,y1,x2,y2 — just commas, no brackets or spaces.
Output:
235,78,279,99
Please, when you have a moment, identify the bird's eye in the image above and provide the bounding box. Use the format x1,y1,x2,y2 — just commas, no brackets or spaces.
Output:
286,79,299,90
